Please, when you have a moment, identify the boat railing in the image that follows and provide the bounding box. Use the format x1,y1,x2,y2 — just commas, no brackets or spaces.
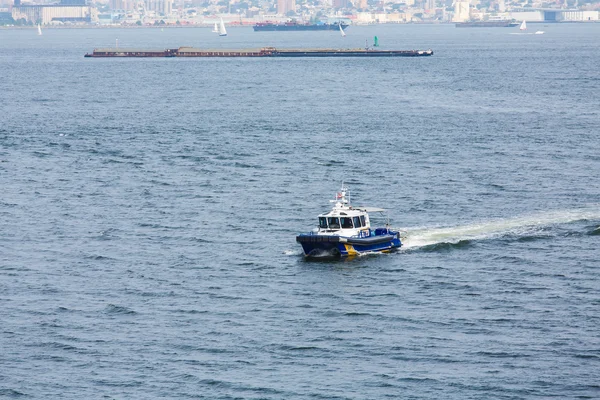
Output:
374,228,390,236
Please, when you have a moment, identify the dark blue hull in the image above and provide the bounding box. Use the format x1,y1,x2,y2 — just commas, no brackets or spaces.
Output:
297,229,402,258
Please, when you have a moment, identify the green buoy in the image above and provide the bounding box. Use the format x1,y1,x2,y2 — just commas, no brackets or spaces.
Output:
374,36,379,47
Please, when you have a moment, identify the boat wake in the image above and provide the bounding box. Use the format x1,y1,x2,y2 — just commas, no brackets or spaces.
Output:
399,207,600,251
284,249,303,256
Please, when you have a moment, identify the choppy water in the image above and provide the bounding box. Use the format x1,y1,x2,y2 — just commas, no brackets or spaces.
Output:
1,24,599,399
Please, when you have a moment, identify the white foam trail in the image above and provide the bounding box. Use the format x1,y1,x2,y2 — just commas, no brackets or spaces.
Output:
399,207,600,250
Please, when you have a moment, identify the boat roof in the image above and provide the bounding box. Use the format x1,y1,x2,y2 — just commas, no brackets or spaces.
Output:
354,207,386,213
319,206,386,217
320,208,361,217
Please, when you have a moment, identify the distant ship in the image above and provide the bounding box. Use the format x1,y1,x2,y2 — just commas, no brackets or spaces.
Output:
253,21,350,32
455,21,519,28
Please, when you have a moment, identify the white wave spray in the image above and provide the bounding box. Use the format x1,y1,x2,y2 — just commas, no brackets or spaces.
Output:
399,207,600,250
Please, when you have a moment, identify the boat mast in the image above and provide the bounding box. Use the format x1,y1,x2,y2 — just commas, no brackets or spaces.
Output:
342,182,350,205
340,182,350,206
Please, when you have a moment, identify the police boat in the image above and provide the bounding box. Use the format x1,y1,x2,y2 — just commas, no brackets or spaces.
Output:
296,185,402,258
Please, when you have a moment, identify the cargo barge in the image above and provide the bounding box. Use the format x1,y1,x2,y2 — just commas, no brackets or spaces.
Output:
84,47,433,58
253,21,350,31
456,20,519,27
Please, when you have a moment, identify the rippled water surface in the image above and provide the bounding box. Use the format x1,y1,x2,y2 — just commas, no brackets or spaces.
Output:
1,24,599,399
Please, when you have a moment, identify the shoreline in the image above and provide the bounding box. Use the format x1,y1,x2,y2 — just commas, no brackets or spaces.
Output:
2,20,599,30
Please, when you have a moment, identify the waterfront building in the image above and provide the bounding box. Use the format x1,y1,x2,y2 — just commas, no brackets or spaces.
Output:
12,4,97,23
509,9,598,22
453,1,470,22
560,10,598,21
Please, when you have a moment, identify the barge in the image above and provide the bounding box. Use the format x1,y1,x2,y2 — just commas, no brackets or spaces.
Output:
253,21,350,31
456,20,519,27
84,47,433,58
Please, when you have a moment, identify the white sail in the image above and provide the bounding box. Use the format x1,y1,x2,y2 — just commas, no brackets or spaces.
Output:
219,18,227,36
37,23,42,36
519,20,527,30
212,22,218,33
339,23,346,37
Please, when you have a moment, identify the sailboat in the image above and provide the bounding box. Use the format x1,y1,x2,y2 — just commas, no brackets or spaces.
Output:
517,20,544,35
339,23,346,37
519,20,527,31
219,18,227,36
212,22,219,33
37,23,42,36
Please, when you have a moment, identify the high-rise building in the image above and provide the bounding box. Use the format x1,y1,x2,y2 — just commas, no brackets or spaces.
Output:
145,0,173,15
453,1,470,22
425,0,435,11
277,0,295,15
333,0,349,9
109,0,136,11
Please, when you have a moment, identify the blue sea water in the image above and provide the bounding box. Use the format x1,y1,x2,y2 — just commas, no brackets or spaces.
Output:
1,24,599,399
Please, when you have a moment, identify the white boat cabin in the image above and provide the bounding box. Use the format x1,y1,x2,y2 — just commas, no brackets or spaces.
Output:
314,187,385,238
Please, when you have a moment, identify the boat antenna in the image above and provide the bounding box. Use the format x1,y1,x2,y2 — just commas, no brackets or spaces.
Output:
340,181,350,205
342,182,350,205
331,182,350,206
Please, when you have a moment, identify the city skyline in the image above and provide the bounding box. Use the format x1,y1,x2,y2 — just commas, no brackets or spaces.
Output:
2,0,600,25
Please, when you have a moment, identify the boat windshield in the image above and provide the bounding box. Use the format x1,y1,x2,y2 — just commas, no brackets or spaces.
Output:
340,217,353,229
319,217,328,229
327,217,340,229
353,216,362,228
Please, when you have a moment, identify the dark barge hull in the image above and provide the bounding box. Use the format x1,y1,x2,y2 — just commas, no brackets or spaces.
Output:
253,23,349,31
270,50,432,57
84,47,433,58
455,21,519,27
